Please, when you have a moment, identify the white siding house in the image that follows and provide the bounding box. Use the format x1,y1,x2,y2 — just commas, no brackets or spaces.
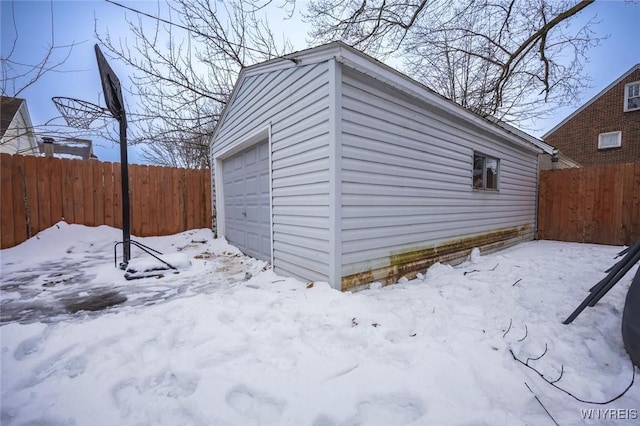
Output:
211,42,542,291
0,97,38,156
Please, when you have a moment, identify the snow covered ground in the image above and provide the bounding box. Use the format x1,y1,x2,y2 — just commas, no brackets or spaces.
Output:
1,222,638,425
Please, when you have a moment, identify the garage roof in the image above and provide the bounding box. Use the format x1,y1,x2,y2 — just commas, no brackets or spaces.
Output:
214,41,543,155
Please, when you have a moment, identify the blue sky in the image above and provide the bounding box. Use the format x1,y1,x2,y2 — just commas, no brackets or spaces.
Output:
1,0,639,164
1,0,141,161
534,0,639,133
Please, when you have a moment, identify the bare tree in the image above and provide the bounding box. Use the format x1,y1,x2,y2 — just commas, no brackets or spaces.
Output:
140,128,214,169
97,0,293,168
305,0,600,125
1,0,78,97
1,0,82,152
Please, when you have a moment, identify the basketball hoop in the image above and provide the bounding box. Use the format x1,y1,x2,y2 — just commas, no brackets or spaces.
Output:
51,45,133,270
52,96,111,129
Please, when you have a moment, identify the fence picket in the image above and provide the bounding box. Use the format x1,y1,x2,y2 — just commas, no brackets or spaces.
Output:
83,161,95,227
22,156,39,238
147,166,158,235
171,167,182,234
186,169,197,230
204,169,212,230
113,162,122,230
61,159,75,224
93,161,105,225
583,167,596,242
50,158,63,224
633,163,640,242
1,153,15,248
138,165,150,236
11,155,27,244
37,157,52,235
70,160,84,224
103,162,114,227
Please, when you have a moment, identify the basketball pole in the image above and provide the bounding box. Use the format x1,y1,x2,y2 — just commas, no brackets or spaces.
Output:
94,43,131,269
119,108,131,268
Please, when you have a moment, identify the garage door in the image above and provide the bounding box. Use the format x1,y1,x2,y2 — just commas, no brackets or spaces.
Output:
222,140,271,261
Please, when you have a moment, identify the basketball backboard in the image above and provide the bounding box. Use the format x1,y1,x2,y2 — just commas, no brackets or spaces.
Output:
95,44,124,120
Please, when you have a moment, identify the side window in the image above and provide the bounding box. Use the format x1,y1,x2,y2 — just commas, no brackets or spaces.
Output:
473,153,499,190
598,131,622,149
625,81,640,112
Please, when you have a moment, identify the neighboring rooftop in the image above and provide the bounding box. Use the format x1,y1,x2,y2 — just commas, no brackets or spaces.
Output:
0,96,26,138
543,63,640,138
38,136,97,160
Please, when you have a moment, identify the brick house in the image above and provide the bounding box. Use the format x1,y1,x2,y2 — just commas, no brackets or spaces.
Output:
543,64,640,167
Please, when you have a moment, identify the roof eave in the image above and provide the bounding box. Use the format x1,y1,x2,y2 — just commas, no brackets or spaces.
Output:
212,41,543,155
334,46,542,154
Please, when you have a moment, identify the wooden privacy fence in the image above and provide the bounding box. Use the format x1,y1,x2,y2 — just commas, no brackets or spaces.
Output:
538,162,640,246
1,153,211,249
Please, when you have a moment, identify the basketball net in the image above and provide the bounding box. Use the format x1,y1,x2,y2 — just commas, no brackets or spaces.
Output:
52,97,111,129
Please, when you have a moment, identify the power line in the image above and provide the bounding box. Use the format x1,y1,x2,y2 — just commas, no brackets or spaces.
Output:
105,0,273,56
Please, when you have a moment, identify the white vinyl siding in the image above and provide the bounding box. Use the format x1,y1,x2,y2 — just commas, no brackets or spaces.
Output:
0,102,38,156
212,61,332,282
339,68,538,275
213,44,541,289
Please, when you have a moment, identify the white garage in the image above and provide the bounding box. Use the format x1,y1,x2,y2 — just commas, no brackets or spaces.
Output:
210,41,542,290
220,139,271,261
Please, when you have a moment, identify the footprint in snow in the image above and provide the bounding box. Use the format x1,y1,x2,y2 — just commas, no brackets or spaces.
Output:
112,379,141,416
152,371,199,398
312,414,338,426
62,355,87,378
226,385,284,423
112,371,199,406
351,394,426,425
14,335,45,360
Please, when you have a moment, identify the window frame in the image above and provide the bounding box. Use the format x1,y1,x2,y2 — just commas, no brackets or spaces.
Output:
598,131,622,150
472,152,499,191
624,81,640,112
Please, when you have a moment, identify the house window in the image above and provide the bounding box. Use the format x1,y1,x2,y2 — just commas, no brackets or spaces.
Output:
598,131,621,149
473,153,499,190
625,82,640,111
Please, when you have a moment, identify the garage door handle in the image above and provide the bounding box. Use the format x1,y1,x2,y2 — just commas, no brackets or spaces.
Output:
242,211,247,217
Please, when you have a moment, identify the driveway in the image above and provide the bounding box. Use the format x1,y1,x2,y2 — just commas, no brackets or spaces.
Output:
0,224,264,324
